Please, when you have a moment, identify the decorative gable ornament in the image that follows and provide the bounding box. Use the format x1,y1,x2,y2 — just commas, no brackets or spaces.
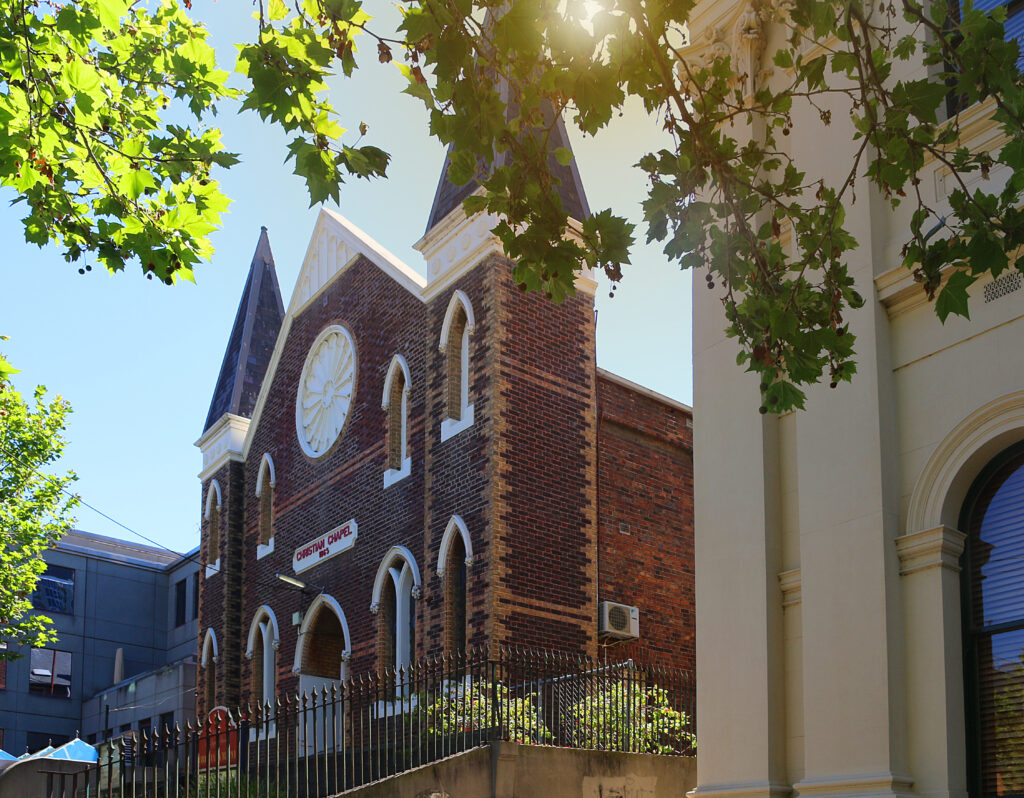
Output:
296,325,357,458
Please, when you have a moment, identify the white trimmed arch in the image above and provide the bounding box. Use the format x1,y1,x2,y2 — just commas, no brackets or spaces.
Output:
437,515,474,578
245,605,281,658
907,391,1024,532
370,546,422,609
256,453,276,496
204,480,222,519
202,628,219,665
292,593,352,675
438,290,475,350
381,354,411,408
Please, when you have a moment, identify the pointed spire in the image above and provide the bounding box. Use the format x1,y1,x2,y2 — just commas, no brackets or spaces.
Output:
202,227,285,434
424,101,591,234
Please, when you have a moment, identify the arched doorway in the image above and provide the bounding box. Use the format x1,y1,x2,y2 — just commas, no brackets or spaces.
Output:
293,594,351,753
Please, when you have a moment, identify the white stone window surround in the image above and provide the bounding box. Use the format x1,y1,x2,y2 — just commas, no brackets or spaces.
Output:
381,354,413,488
204,481,222,579
370,546,422,674
246,606,281,740
436,515,475,578
439,291,476,442
255,453,276,560
201,627,219,666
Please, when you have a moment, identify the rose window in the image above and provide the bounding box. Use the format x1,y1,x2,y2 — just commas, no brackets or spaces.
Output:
296,325,357,457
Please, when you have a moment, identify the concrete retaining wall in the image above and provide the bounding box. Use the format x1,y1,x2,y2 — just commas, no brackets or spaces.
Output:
338,742,697,798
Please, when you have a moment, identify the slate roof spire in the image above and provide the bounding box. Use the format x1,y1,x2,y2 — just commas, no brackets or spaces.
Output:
202,227,285,434
424,96,591,234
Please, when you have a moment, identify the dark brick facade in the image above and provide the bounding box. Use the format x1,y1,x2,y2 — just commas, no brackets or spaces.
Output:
596,375,695,672
196,229,695,716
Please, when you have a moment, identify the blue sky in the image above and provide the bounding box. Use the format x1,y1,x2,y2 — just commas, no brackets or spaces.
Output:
0,1,693,555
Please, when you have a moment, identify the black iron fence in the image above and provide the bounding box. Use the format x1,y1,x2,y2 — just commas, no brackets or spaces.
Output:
70,647,694,797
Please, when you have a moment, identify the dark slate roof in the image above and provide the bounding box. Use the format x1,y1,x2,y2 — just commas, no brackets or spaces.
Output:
202,227,285,434
425,103,591,234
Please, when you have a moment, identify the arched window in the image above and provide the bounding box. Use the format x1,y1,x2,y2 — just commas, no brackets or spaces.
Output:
437,515,473,653
256,454,276,558
382,355,411,487
204,482,222,579
372,547,421,672
201,628,219,715
246,606,279,708
962,441,1024,798
439,291,475,441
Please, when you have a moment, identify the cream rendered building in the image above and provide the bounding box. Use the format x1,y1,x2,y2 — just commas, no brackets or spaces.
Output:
688,6,1024,798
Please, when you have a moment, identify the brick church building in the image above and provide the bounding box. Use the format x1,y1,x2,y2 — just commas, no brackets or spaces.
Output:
194,122,695,715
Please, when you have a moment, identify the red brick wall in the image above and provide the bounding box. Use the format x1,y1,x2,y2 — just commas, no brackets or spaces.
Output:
596,375,695,671
488,262,598,657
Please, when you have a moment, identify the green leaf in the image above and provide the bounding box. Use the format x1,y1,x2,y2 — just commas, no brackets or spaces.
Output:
119,169,157,200
935,270,976,322
554,147,573,166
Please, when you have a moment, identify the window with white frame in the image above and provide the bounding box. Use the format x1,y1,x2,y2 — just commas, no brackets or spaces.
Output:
256,454,276,558
382,355,411,487
372,548,420,673
204,482,222,579
439,291,475,441
247,607,278,712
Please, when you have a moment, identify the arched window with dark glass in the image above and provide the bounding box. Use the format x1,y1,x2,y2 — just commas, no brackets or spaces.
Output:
445,534,467,652
962,441,1024,798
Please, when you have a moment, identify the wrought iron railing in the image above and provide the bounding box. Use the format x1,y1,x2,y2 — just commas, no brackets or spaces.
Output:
75,647,694,797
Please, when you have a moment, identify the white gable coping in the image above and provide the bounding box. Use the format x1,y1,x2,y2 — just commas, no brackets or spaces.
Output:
290,208,427,318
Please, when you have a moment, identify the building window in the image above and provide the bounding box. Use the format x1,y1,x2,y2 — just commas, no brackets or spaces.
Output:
0,659,6,691
192,574,199,621
373,550,419,672
438,515,473,653
247,607,278,707
962,441,1024,798
382,355,411,487
29,649,72,698
174,579,187,628
32,565,74,615
202,628,218,714
444,534,468,653
439,291,475,441
256,454,275,558
204,481,222,579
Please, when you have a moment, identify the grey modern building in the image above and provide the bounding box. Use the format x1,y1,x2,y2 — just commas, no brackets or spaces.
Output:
0,530,198,755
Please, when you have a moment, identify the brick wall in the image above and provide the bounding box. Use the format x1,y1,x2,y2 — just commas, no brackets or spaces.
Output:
596,375,694,670
488,262,598,657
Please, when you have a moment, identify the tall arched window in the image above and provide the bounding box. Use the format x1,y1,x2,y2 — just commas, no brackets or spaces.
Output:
382,355,411,486
246,606,279,709
962,441,1024,798
256,454,276,558
201,628,219,716
372,548,421,672
439,291,475,441
204,482,222,579
437,515,473,653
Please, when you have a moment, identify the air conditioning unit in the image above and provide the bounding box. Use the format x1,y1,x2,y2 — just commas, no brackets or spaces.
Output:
598,601,640,640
